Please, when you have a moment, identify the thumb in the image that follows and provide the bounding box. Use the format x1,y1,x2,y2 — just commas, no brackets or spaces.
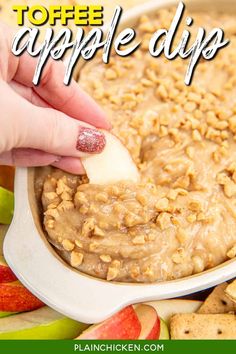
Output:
0,82,106,157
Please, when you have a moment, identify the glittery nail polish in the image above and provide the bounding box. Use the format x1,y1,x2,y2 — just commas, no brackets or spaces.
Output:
76,127,106,153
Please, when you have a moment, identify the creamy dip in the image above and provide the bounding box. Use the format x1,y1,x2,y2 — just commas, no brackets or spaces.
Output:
38,7,236,282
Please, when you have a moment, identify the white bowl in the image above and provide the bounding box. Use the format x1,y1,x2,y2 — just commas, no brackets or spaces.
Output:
4,0,236,324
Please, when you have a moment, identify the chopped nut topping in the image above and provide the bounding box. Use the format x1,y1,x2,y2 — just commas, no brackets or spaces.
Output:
124,213,142,227
143,266,154,279
95,192,108,203
44,208,59,219
188,200,202,212
227,245,236,258
168,189,179,201
155,198,169,212
184,101,197,113
61,191,72,201
192,129,202,141
93,226,105,237
224,181,236,198
156,84,168,100
157,212,171,230
192,255,205,273
136,193,148,206
62,239,75,251
130,265,140,279
105,68,117,80
78,206,89,215
187,214,197,223
172,248,186,264
132,235,145,245
176,228,188,244
107,266,119,281
107,260,121,281
216,172,230,185
71,251,83,267
45,219,54,229
147,232,156,241
44,192,58,201
100,254,112,263
185,146,194,159
57,201,74,212
81,218,95,237
47,202,59,209
75,240,83,248
56,179,72,195
89,242,99,252
74,191,87,206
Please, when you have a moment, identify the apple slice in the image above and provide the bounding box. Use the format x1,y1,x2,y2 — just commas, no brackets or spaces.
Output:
0,306,88,339
0,225,8,255
0,187,14,224
0,280,44,312
0,311,17,318
0,166,15,191
76,305,141,339
135,304,160,339
0,255,17,283
159,318,170,339
146,299,202,324
82,131,140,184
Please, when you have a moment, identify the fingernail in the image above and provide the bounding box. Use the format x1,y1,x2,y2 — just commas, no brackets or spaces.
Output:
76,127,106,153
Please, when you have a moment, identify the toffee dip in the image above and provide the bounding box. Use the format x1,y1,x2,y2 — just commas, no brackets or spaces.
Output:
36,7,236,283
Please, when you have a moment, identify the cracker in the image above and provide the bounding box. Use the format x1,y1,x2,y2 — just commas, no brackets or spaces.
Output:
197,283,236,314
170,313,236,339
225,280,236,302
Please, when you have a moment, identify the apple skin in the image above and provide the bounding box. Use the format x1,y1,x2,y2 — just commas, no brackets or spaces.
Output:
0,166,14,192
0,280,44,312
76,306,141,339
135,304,160,339
0,225,8,256
0,187,14,225
0,306,88,339
159,318,170,339
0,255,17,283
0,311,17,318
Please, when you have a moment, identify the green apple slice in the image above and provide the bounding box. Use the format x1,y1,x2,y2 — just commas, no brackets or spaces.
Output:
159,318,170,339
0,311,17,318
0,187,14,224
0,225,8,255
0,306,89,339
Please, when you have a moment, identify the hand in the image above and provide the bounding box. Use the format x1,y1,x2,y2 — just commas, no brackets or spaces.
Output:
0,22,110,174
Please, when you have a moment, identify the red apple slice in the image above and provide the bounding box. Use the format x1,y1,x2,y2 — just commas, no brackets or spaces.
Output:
0,166,14,192
0,281,44,312
76,305,141,339
135,304,160,339
0,255,17,283
82,131,140,184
